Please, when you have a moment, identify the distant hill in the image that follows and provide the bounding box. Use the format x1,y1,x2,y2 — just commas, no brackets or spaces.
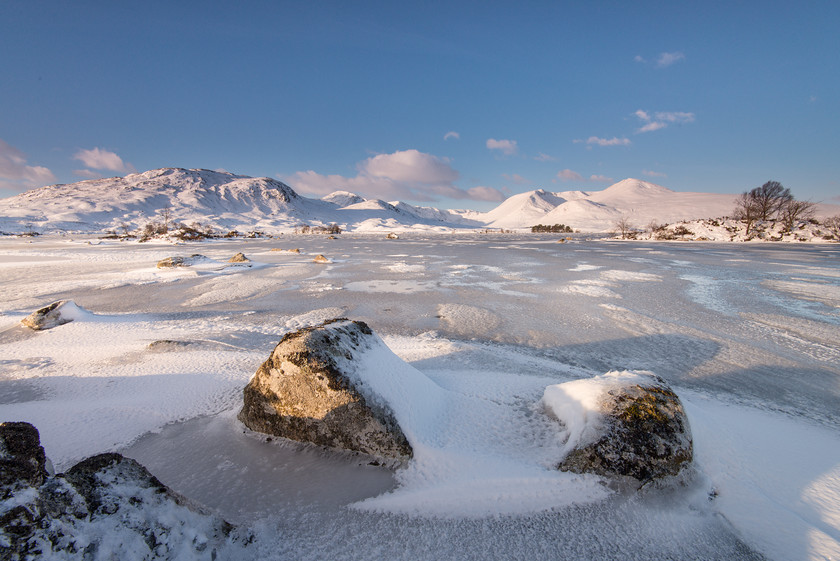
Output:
2,169,836,235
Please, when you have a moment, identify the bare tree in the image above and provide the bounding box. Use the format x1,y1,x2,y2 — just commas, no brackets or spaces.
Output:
733,192,760,235
779,200,816,232
613,216,634,240
159,206,173,233
748,181,792,221
823,215,840,240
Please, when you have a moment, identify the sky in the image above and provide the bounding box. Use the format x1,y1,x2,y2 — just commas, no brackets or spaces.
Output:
1,1,838,210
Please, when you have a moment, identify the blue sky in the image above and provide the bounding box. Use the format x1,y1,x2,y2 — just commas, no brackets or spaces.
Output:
2,1,838,210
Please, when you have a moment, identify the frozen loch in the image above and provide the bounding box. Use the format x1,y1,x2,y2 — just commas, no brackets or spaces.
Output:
1,234,839,560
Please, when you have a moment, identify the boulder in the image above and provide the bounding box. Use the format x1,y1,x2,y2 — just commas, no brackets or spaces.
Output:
312,254,330,264
542,371,692,483
20,300,85,331
228,252,250,263
238,319,412,461
386,233,399,239
0,422,245,560
0,422,49,497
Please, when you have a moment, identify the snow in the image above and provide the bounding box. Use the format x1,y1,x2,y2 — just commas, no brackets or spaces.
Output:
542,370,657,457
2,233,839,560
4,167,838,236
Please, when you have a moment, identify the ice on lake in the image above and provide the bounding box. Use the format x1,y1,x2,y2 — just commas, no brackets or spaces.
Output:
2,234,839,560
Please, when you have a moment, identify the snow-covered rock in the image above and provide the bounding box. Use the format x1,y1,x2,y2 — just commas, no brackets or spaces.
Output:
542,371,693,483
0,423,247,560
20,300,88,331
238,319,412,462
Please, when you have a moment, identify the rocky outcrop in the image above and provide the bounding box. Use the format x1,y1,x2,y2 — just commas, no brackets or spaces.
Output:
312,254,330,264
543,371,692,483
20,300,84,331
238,319,412,461
0,423,246,560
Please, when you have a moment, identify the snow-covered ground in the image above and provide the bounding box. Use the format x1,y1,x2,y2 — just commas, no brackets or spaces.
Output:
1,233,839,560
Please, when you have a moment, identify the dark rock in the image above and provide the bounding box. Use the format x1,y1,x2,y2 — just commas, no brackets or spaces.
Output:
146,339,195,351
0,423,246,560
0,422,48,496
238,319,412,461
552,373,693,482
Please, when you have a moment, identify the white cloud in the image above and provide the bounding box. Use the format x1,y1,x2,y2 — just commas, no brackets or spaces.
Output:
634,109,695,133
657,51,685,67
637,121,668,133
363,149,458,184
643,170,668,178
556,169,584,181
466,185,506,202
73,147,135,173
585,136,631,147
283,149,496,203
486,138,518,156
444,131,460,141
556,169,612,183
655,111,695,123
534,152,556,162
0,138,56,193
503,173,529,185
634,55,646,63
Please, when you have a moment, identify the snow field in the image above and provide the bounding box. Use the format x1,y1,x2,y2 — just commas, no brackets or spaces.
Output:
1,235,839,560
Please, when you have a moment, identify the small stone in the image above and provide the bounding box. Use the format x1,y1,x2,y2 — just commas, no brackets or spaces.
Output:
313,254,330,264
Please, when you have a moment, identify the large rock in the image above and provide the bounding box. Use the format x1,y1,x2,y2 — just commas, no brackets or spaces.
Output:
0,422,49,497
0,423,245,560
238,319,412,461
542,371,692,483
20,300,85,331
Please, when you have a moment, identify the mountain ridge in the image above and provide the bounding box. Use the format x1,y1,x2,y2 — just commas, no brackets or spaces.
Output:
2,168,834,234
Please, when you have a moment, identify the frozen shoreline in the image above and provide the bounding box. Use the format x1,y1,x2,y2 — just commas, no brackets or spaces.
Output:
2,235,838,560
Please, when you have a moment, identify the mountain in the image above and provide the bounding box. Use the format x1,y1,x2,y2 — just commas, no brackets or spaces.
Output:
0,168,480,234
3,169,833,235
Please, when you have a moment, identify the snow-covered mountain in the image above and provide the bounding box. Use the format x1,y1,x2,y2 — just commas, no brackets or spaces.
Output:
0,168,481,234
3,169,834,235
474,179,740,232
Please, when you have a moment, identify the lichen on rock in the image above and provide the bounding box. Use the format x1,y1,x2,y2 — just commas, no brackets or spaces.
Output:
238,319,412,462
542,371,693,483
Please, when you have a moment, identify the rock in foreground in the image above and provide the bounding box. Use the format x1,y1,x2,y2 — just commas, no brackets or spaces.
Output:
238,319,412,461
20,300,86,331
542,371,692,482
0,422,246,560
